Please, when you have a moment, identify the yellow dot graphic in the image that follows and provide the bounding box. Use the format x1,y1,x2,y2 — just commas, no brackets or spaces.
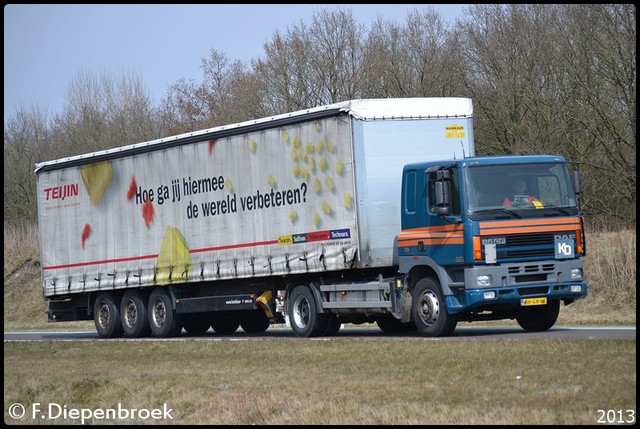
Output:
306,142,315,154
268,175,276,187
316,139,324,154
319,157,328,172
292,163,300,178
327,140,335,153
289,210,298,223
322,201,332,215
290,149,299,162
293,136,301,149
344,193,353,209
335,159,344,176
325,176,335,192
313,212,321,227
249,138,257,153
309,157,316,173
314,177,322,194
282,129,289,143
225,178,233,193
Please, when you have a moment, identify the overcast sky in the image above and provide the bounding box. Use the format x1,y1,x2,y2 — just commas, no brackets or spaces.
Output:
4,4,467,123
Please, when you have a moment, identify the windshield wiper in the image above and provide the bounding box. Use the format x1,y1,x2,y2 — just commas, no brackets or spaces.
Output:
473,208,523,219
541,202,572,216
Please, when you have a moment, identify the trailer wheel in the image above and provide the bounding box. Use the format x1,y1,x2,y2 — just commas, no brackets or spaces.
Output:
240,310,270,333
412,277,457,337
210,314,240,334
148,288,183,338
182,314,212,335
120,290,151,338
516,299,560,332
289,285,326,337
94,292,124,338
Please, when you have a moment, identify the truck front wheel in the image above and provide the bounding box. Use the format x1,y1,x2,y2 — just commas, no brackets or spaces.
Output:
412,277,457,337
148,288,183,338
289,285,326,337
94,292,124,338
516,299,560,332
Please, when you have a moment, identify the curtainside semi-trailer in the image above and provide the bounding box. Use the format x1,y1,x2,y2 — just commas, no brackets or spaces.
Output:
35,97,587,338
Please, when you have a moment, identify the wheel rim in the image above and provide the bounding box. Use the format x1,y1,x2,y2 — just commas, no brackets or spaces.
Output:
123,299,137,329
151,298,167,328
292,295,310,329
97,301,110,330
417,289,440,326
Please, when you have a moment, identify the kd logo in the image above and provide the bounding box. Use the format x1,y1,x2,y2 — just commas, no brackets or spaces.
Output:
555,239,574,258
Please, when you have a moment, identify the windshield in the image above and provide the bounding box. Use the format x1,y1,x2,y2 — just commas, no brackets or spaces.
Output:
464,162,578,217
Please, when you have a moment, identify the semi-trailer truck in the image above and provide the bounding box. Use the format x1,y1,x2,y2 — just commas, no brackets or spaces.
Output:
35,97,587,338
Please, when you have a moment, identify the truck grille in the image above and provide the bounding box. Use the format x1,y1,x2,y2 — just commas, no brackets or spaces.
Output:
492,231,571,260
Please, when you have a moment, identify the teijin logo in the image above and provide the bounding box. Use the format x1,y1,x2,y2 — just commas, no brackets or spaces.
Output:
44,184,79,201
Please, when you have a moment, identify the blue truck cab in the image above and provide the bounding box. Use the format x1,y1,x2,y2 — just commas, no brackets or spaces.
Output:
398,154,588,336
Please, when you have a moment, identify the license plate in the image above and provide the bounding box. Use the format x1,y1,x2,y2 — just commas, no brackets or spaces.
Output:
521,297,547,306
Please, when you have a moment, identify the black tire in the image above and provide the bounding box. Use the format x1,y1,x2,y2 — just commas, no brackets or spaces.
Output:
516,299,560,332
182,314,212,335
210,313,240,334
240,310,270,333
376,316,415,333
288,285,326,338
94,292,124,338
323,313,342,336
120,290,151,338
148,288,183,338
411,277,457,337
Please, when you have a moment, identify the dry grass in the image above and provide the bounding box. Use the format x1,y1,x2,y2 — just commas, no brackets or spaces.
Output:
3,339,636,425
3,224,636,425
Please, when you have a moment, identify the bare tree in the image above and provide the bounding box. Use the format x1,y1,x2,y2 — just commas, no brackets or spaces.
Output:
52,70,158,156
361,7,457,98
4,106,52,225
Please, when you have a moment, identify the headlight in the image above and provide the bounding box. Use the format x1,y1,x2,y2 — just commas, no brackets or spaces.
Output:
477,275,492,287
570,268,583,280
483,291,496,300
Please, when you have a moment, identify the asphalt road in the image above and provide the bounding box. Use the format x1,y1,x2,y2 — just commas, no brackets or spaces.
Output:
4,326,636,342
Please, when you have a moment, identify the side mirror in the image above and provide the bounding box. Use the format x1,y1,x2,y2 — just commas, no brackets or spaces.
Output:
572,170,583,194
435,180,451,216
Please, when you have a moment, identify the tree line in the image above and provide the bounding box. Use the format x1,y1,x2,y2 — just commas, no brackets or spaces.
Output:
4,4,635,229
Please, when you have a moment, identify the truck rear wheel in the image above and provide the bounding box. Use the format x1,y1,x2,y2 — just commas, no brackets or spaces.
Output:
148,288,183,338
412,277,457,337
94,292,124,338
516,299,560,332
120,290,151,338
289,285,326,337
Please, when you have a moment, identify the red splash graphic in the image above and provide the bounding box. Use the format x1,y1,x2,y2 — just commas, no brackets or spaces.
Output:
81,224,92,248
142,199,155,228
208,139,216,155
126,176,137,201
